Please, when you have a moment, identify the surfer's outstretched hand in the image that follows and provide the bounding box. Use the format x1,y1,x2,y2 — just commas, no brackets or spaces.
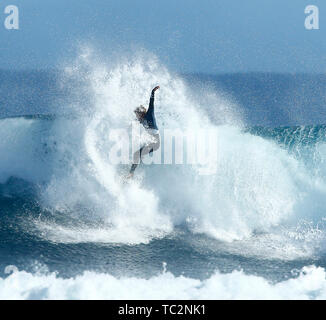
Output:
152,86,160,92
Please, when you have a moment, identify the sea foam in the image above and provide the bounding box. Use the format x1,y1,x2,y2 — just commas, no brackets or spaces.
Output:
1,265,326,300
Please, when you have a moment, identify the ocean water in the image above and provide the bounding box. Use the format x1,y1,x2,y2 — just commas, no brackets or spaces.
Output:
1,51,326,299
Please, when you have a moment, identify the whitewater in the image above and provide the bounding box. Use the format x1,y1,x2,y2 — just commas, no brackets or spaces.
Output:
1,49,326,299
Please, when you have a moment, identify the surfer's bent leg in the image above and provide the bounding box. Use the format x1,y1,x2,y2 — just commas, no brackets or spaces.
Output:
129,134,160,174
130,146,144,174
144,134,160,155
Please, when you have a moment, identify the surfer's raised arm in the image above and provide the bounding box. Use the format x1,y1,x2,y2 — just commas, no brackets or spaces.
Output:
143,86,159,130
147,86,160,114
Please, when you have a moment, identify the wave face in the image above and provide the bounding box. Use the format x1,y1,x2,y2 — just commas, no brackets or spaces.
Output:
1,51,326,299
2,117,326,246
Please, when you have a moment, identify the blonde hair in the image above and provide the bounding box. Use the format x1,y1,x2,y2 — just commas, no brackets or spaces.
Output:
134,105,146,116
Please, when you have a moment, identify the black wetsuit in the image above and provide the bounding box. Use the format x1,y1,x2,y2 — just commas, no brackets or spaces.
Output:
140,89,158,130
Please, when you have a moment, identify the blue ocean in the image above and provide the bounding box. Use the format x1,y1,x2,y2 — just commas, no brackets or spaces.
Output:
1,54,326,299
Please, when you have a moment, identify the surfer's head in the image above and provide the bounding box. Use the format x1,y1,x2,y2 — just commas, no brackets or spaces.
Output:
134,105,146,120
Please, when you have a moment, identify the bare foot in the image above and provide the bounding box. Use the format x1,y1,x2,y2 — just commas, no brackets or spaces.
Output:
126,172,134,179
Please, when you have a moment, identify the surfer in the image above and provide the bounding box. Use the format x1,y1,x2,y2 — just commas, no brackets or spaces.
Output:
128,86,160,177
